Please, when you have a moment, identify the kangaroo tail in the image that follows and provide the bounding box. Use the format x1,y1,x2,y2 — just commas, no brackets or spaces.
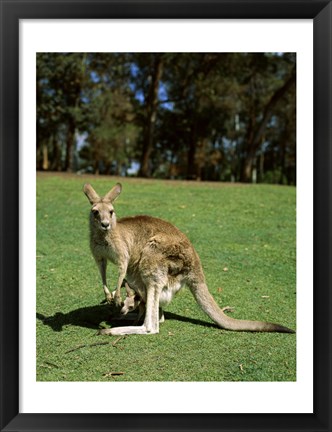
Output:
189,282,295,333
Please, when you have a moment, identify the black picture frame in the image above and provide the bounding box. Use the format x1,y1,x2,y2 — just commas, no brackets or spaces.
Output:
1,1,331,431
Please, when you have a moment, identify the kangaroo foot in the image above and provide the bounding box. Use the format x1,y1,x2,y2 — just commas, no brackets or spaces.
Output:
97,325,158,336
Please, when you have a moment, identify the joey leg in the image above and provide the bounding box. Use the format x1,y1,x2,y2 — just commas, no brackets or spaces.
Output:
132,302,145,325
159,307,165,323
137,303,146,322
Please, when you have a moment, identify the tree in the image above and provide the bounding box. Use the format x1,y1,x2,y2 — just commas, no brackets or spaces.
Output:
242,70,295,181
126,53,165,177
37,53,87,172
79,53,139,174
36,52,296,184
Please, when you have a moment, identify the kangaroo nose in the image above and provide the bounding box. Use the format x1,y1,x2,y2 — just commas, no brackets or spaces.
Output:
101,221,110,229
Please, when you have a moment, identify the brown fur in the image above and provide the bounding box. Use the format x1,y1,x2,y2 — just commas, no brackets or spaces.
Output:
83,183,295,336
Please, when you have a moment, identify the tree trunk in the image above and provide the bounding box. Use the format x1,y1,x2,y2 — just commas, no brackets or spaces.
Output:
187,140,197,180
186,112,199,180
139,55,164,177
259,151,264,182
64,118,75,172
241,153,256,183
50,136,62,171
42,143,49,170
240,68,296,182
195,138,208,180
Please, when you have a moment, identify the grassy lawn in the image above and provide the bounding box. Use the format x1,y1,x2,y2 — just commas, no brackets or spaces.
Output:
36,173,296,382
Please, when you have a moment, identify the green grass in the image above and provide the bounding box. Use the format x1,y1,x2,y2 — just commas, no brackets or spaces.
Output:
36,173,296,382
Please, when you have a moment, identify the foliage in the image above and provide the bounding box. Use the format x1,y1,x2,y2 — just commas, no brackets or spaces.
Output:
36,53,296,184
36,173,296,382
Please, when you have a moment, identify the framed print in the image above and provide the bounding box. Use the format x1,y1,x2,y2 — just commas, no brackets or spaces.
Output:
1,0,331,431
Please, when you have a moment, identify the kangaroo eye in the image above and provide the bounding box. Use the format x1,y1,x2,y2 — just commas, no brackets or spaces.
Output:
110,210,114,216
92,209,99,217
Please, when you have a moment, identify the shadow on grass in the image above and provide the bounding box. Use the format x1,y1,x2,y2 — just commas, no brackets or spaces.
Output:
36,305,217,332
165,311,217,329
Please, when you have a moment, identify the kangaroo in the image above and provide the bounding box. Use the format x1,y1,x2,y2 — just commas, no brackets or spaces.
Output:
121,281,165,324
83,182,295,336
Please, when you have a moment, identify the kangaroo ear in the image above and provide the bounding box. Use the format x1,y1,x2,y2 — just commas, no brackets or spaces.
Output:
124,281,135,297
104,183,122,203
83,183,100,205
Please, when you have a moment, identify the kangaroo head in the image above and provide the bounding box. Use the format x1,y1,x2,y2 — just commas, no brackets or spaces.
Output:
120,283,141,315
121,293,141,315
83,183,122,232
